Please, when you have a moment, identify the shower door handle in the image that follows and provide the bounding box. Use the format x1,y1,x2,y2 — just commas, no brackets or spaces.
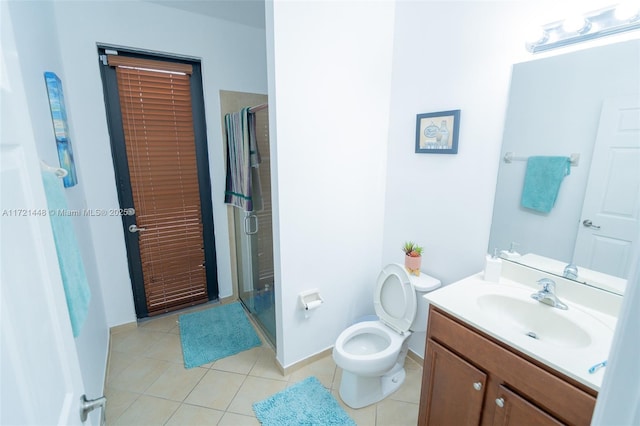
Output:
244,214,258,235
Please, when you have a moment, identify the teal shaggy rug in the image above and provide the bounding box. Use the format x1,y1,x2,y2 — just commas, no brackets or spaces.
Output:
179,302,261,369
253,376,356,425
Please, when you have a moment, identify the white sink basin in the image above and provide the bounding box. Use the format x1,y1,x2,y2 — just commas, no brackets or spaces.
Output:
424,274,617,390
476,293,591,349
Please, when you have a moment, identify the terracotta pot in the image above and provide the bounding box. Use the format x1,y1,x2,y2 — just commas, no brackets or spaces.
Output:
404,254,422,276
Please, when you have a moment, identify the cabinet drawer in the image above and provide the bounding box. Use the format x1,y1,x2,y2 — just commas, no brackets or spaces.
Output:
428,307,596,426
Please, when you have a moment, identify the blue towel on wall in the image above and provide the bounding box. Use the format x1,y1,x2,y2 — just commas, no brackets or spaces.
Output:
521,156,571,213
41,171,91,337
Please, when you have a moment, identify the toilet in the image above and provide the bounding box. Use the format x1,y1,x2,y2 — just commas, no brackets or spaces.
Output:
332,263,441,408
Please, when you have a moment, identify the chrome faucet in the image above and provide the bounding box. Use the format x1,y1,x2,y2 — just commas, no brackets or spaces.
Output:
531,278,568,310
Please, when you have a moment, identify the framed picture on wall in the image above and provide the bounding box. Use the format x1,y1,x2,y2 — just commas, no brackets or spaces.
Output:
44,71,78,187
415,109,460,154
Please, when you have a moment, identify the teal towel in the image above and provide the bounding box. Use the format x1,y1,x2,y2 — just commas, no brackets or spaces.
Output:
521,156,571,213
42,171,91,337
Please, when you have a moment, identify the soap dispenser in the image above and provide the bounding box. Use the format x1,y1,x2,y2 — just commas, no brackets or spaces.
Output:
484,248,502,283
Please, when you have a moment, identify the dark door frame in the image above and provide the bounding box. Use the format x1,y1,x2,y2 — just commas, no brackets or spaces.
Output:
98,46,218,318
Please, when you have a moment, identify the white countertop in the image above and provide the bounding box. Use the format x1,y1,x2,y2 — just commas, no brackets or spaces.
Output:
424,272,618,391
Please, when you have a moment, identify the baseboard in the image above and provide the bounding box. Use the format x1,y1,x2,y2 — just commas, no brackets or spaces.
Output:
104,321,137,392
275,347,334,376
109,321,137,335
218,295,237,305
407,348,424,365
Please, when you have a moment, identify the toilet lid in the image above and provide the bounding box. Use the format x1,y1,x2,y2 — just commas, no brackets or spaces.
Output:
373,264,417,334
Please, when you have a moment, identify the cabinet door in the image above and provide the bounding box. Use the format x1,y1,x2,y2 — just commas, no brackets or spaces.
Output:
491,385,565,426
418,340,487,426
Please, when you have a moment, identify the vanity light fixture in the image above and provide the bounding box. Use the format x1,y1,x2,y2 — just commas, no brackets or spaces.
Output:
526,3,640,53
615,1,640,21
562,15,591,34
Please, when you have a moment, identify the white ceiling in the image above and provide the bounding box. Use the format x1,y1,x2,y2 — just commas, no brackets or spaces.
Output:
147,0,265,29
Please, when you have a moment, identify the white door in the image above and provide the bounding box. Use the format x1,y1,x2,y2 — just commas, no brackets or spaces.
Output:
573,95,640,279
0,148,87,426
1,4,85,423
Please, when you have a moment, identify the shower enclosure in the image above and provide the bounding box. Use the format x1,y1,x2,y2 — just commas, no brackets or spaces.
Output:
232,103,276,346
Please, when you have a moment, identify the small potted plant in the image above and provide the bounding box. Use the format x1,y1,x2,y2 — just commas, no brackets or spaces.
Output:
402,241,423,276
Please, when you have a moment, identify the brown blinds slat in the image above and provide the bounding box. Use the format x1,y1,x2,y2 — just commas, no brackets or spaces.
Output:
113,57,207,314
107,55,193,74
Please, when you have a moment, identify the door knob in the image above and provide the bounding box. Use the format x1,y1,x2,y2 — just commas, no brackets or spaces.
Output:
473,382,483,391
128,224,147,233
495,397,505,408
582,219,601,229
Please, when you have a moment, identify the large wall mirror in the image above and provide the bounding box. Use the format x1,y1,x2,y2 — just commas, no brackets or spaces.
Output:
489,39,640,296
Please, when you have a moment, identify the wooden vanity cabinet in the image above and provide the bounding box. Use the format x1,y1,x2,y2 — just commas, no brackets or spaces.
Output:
421,340,487,425
418,307,597,426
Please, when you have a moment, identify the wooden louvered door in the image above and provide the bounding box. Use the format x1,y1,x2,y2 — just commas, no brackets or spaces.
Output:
100,50,217,317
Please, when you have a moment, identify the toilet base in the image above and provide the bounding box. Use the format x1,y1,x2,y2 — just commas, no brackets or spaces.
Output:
338,364,407,409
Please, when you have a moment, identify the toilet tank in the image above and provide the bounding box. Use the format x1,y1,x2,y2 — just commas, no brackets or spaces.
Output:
408,271,441,332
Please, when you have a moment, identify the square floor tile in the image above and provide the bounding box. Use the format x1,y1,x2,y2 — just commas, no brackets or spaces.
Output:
112,395,180,426
144,332,184,364
375,398,419,426
109,356,171,394
184,369,246,411
164,403,224,426
103,387,139,422
145,364,207,402
226,376,288,416
211,346,262,375
248,347,289,381
288,355,337,389
218,411,261,426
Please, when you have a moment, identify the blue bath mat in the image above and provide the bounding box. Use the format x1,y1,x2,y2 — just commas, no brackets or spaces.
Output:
253,376,356,425
179,302,261,369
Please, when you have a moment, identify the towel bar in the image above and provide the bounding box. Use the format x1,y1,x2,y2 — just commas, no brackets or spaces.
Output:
503,152,580,166
40,160,68,178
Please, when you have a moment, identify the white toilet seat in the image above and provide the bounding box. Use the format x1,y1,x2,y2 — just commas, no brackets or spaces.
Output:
374,263,417,334
333,320,406,376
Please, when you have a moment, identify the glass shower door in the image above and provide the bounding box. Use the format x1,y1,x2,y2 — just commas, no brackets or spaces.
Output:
235,107,275,346
236,209,275,345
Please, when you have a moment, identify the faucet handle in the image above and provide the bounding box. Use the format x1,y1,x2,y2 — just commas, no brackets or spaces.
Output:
536,278,556,292
563,263,578,280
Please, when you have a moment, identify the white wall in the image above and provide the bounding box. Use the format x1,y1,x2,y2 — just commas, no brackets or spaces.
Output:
383,1,535,356
51,1,268,327
268,1,396,367
6,1,109,420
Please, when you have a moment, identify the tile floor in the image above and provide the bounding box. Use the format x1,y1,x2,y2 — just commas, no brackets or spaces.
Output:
105,305,423,425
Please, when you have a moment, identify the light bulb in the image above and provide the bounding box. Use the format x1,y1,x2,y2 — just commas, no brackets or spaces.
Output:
614,1,640,22
525,26,549,45
563,15,591,33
